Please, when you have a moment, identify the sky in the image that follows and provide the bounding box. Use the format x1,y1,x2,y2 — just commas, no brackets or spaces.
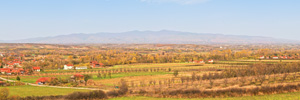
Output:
0,0,299,40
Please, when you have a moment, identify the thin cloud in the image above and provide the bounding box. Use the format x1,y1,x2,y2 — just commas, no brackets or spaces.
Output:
140,0,210,4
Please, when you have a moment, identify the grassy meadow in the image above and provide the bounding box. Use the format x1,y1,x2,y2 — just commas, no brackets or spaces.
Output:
110,92,300,100
0,85,90,97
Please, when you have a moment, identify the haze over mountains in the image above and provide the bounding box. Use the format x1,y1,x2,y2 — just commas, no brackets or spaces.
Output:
4,30,296,44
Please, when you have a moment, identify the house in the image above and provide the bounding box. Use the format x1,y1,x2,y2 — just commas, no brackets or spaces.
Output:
35,77,57,84
33,67,41,72
73,74,84,80
64,64,74,70
92,63,104,68
208,59,214,63
5,70,11,75
11,69,20,74
273,56,279,59
90,61,104,68
283,56,288,59
259,56,264,59
193,60,205,64
75,66,88,70
18,68,25,74
0,68,11,74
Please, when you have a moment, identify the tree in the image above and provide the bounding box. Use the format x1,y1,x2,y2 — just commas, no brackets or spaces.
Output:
84,74,92,86
118,79,128,95
97,73,102,78
173,70,179,77
108,72,112,79
16,76,20,81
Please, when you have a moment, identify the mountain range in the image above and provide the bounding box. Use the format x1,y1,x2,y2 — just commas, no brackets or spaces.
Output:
3,30,297,44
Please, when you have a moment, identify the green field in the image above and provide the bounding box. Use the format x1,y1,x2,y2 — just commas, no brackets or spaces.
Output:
8,71,172,84
110,92,300,100
0,85,90,97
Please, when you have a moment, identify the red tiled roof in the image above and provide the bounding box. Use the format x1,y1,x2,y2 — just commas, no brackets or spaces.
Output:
11,69,20,73
35,77,56,84
66,64,74,66
90,61,98,64
0,68,11,72
74,73,84,77
33,67,40,70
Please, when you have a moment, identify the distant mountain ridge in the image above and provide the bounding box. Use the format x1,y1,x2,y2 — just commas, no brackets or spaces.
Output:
4,30,297,44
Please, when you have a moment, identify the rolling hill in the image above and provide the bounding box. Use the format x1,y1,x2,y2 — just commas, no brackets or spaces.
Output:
4,30,296,44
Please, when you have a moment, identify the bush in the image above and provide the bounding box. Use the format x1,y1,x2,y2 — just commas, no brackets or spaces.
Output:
0,88,9,100
118,79,128,95
16,76,20,81
173,70,179,77
64,90,107,100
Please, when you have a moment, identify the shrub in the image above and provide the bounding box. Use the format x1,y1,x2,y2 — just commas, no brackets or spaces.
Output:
173,70,179,77
16,76,20,81
64,90,107,100
0,88,9,100
118,79,128,95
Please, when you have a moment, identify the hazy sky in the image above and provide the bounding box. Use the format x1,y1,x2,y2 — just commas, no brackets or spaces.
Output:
0,0,299,40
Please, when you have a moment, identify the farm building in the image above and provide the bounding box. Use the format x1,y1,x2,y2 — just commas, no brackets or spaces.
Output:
193,60,205,64
75,66,87,70
64,64,74,70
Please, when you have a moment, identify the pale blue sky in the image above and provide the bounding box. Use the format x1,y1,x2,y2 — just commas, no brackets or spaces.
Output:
0,0,299,40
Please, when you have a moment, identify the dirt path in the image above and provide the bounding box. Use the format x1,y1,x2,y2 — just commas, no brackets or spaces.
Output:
0,76,108,92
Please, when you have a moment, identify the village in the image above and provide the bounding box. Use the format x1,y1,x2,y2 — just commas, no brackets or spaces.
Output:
1,44,300,99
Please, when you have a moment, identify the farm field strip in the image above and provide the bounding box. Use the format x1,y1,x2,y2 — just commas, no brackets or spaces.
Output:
109,91,300,100
0,85,90,97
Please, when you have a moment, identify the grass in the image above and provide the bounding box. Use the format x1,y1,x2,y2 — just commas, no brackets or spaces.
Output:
112,63,198,69
109,91,300,100
0,85,90,97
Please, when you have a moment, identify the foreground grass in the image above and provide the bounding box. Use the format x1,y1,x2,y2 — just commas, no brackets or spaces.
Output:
0,85,90,97
109,92,300,100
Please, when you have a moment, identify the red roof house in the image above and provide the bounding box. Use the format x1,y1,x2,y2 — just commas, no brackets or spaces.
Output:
33,67,41,72
90,61,104,68
0,68,11,74
35,77,56,84
208,59,214,63
74,73,84,78
73,73,84,80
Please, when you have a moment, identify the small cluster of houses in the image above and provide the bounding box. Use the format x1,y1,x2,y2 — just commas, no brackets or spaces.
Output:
3,58,23,68
63,61,104,70
36,73,85,85
259,56,294,60
0,66,40,75
189,59,214,64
